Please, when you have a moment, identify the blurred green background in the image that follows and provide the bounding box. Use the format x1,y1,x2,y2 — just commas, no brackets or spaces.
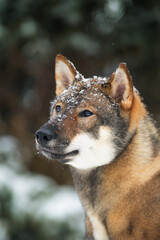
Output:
0,0,160,239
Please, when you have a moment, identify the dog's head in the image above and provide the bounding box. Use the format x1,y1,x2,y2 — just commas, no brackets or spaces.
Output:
35,54,142,169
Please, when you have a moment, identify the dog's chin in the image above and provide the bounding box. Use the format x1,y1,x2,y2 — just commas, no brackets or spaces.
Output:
39,149,79,164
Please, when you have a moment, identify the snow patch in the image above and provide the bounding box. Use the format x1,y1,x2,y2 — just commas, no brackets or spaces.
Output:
0,135,84,238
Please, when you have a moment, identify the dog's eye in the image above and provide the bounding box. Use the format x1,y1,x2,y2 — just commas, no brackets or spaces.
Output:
79,110,93,117
55,105,61,113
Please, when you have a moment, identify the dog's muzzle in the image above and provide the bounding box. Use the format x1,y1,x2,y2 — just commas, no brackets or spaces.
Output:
35,123,79,163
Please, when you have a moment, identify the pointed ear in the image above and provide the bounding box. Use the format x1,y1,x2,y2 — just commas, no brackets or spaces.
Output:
108,63,133,110
55,54,77,95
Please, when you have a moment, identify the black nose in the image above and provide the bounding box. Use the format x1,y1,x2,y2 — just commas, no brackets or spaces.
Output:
35,125,57,144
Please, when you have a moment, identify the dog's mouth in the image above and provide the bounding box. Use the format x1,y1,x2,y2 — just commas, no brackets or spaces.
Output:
38,148,79,163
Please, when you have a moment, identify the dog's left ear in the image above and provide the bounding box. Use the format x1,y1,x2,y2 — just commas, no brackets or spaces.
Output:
108,63,133,110
55,54,77,95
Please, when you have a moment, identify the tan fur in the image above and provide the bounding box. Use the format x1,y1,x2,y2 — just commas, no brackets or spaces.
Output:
70,74,160,239
129,90,147,131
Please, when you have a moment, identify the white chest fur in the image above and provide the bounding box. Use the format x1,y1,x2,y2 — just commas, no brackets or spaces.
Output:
87,211,109,240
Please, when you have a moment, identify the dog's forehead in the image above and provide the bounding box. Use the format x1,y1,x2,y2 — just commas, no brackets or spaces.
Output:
58,76,109,106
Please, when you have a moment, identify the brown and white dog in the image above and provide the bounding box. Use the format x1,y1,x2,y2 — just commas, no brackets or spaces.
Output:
35,54,160,240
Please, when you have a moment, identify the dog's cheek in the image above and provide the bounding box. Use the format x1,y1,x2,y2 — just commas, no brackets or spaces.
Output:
77,115,98,130
66,126,116,169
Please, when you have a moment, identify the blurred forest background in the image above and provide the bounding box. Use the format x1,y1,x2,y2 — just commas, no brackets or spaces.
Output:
0,0,160,239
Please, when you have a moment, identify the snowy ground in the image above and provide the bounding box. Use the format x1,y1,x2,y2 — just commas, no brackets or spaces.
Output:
0,136,84,240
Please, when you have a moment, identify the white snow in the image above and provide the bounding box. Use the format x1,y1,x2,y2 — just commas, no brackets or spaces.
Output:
37,187,83,220
0,136,84,237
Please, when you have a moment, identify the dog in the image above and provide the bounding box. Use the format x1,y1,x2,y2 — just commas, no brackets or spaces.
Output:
35,54,160,240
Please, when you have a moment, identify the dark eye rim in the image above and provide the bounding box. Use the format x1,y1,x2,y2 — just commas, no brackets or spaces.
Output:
79,110,94,118
55,105,61,113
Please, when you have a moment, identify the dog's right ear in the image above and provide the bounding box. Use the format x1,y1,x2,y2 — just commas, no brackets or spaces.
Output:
55,54,77,95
